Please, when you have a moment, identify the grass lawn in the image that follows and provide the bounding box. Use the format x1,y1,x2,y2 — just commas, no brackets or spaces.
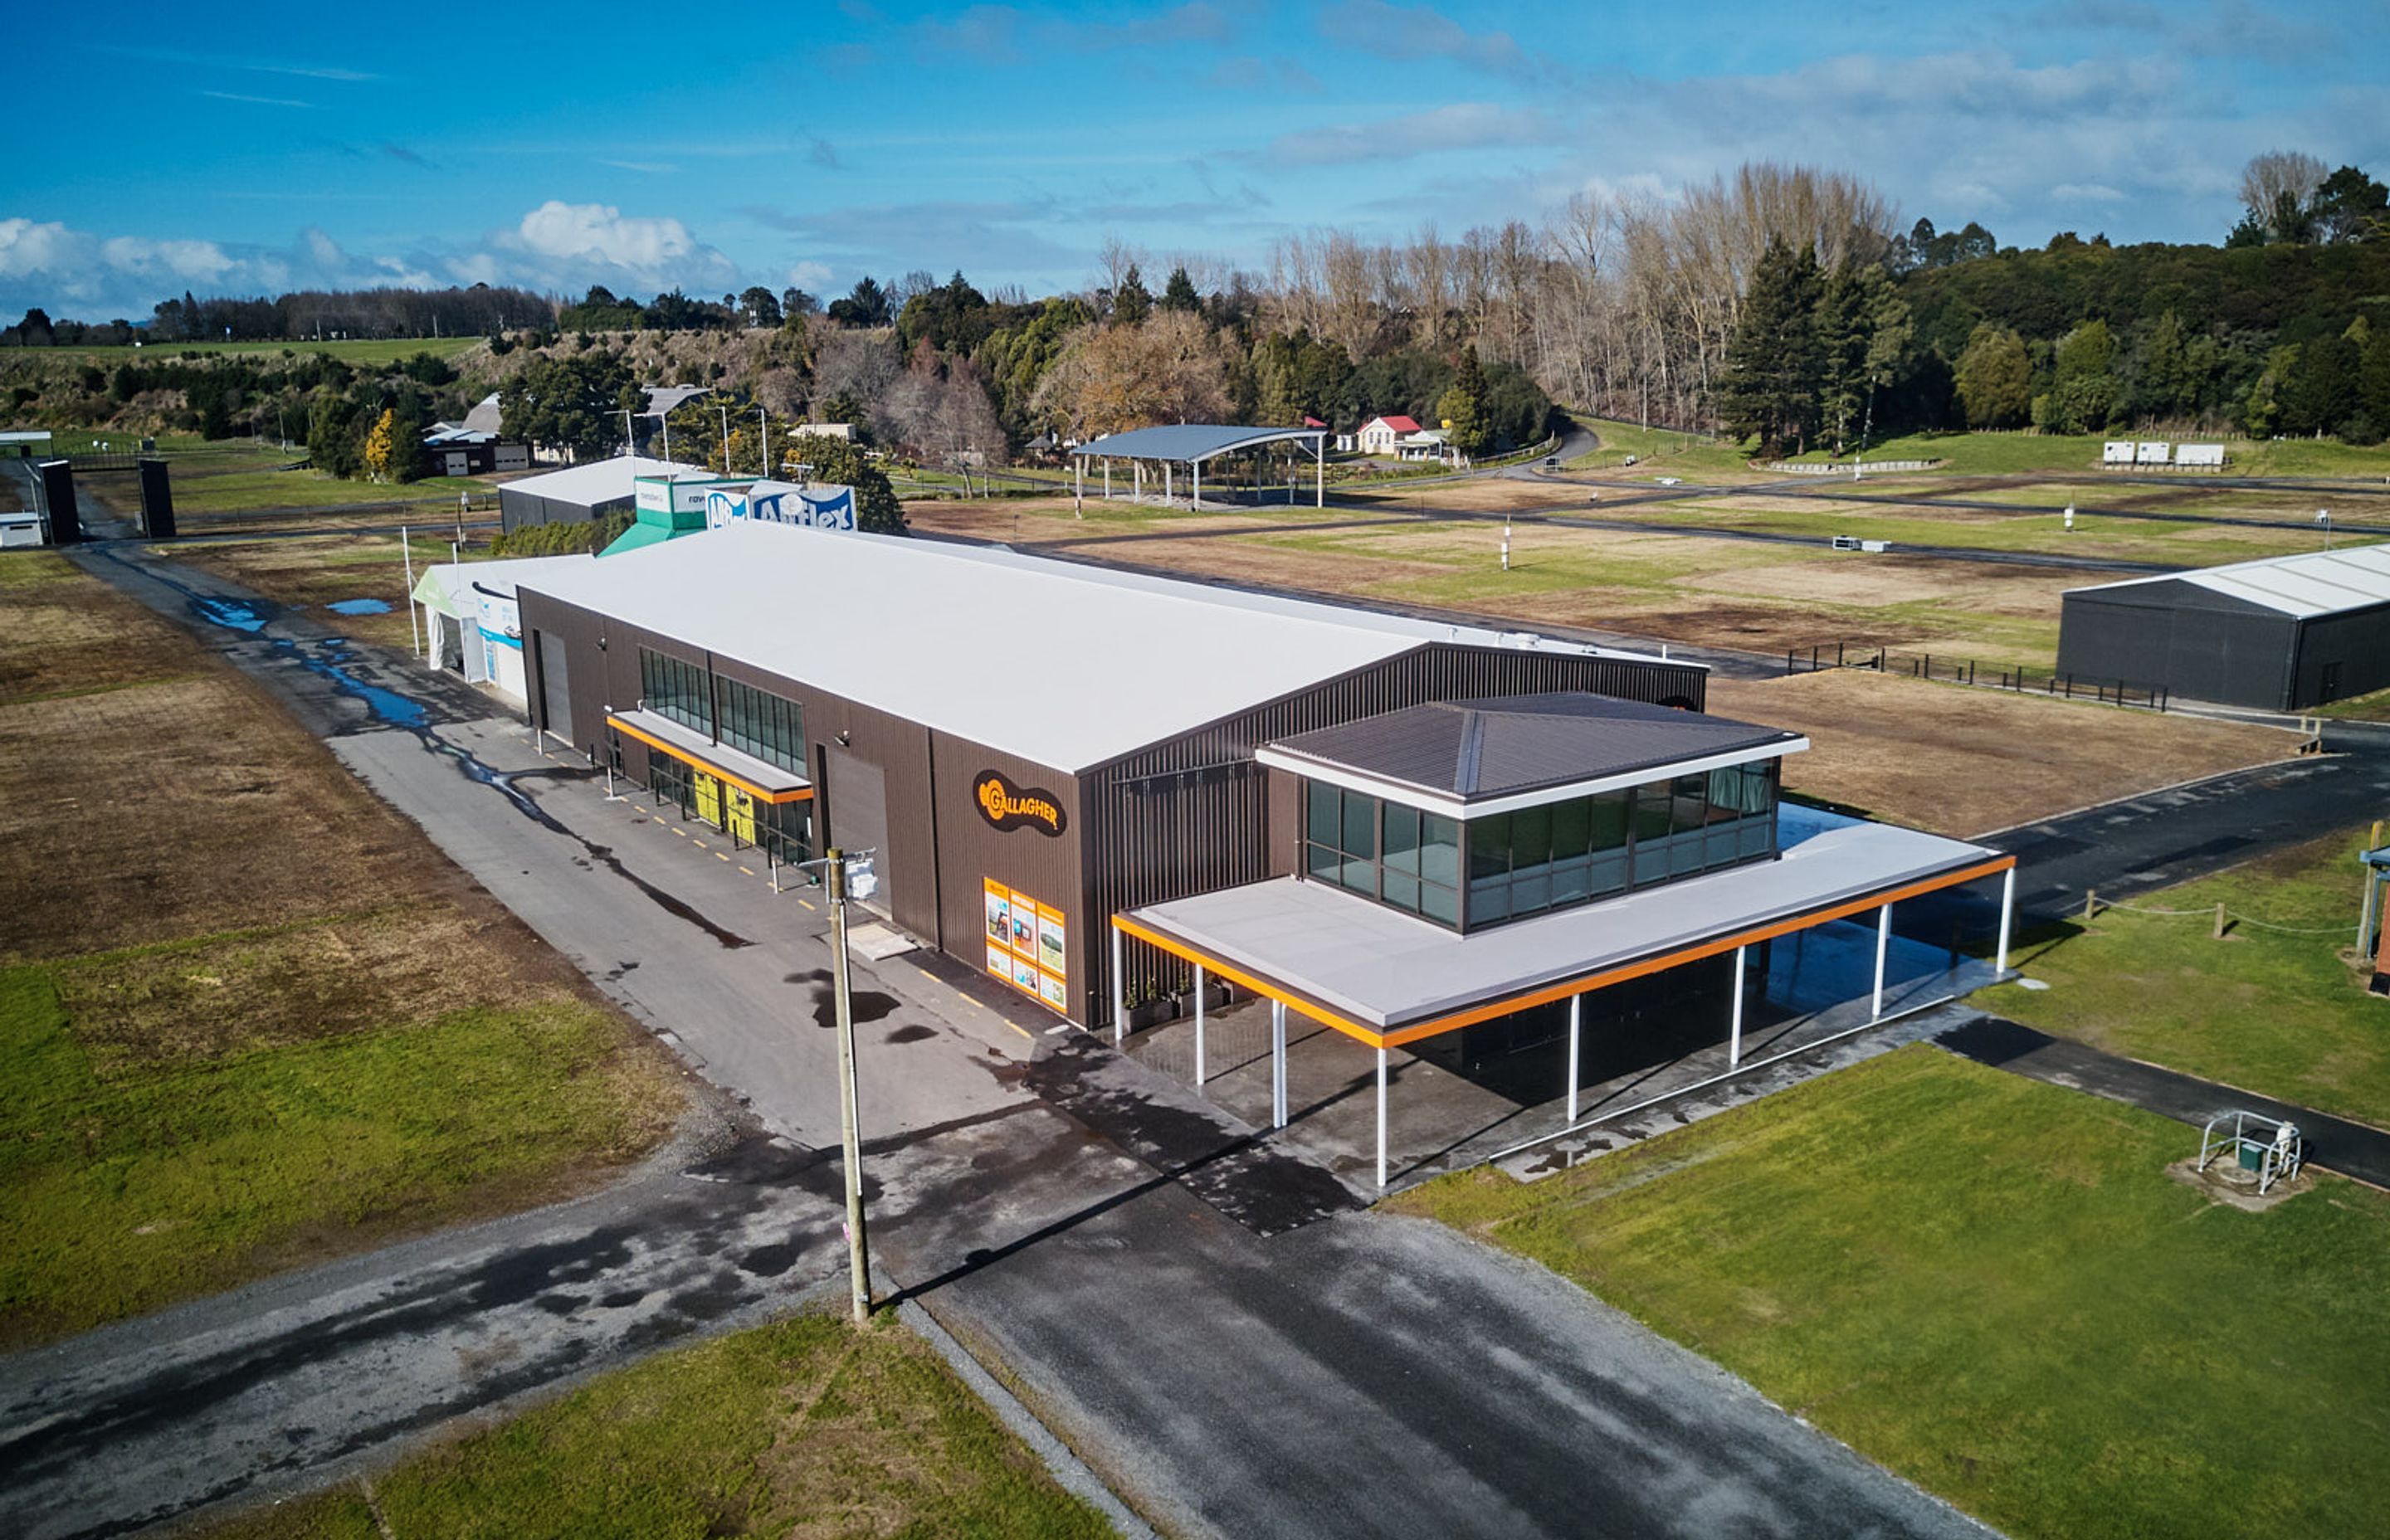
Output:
164,533,461,651
1983,825,2390,1130
0,553,683,1343
1396,1045,2390,1540
190,1311,1112,1540
1566,416,1758,477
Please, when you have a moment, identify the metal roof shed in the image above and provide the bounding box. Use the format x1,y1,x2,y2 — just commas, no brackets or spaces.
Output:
2056,542,2390,709
1071,423,1328,510
496,455,712,534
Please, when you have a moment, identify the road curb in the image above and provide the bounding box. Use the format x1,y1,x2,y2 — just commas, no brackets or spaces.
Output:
896,1293,1159,1539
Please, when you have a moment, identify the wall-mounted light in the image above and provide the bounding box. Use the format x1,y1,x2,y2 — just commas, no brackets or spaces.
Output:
835,729,852,747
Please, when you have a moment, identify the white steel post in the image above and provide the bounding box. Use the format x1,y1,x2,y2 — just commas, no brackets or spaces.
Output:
1376,1046,1388,1190
1193,963,1207,1085
402,525,420,657
1565,994,1582,1123
1075,457,1084,519
1193,460,1201,509
1104,459,1111,500
1271,999,1287,1128
1997,868,2016,976
1314,439,1324,507
1729,944,1747,1066
1111,925,1126,1045
1872,904,1892,1018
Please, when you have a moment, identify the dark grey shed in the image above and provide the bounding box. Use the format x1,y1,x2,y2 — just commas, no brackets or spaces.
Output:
2056,543,2390,710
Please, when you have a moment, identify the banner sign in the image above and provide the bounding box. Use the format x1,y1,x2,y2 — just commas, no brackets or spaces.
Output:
973,770,1066,836
471,582,523,651
704,480,858,532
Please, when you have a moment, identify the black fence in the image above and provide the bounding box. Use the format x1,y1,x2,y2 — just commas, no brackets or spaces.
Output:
1786,641,2170,713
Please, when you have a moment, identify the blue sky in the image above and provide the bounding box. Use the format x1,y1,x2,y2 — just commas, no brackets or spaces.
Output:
5,0,2386,319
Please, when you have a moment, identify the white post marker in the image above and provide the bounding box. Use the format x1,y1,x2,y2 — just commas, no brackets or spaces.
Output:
1730,943,1747,1066
1565,994,1582,1123
1111,925,1126,1045
1314,438,1324,507
1074,457,1084,519
1193,963,1207,1085
1376,1046,1389,1190
1193,460,1201,509
1872,904,1893,1018
1271,999,1288,1128
1997,867,2015,975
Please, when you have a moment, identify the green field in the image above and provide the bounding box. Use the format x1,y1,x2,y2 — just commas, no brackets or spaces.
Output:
1567,416,1758,477
34,336,483,366
0,959,672,1340
192,1311,1112,1540
1985,826,2390,1129
1397,1046,2390,1540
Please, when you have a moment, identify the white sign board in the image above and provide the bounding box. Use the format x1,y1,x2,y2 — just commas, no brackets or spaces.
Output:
2103,440,2135,465
705,480,859,532
2135,441,2171,465
2177,443,2226,467
633,475,729,515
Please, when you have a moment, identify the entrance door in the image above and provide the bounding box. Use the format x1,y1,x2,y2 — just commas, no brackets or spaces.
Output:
534,630,573,743
694,771,723,830
725,786,757,846
824,750,891,916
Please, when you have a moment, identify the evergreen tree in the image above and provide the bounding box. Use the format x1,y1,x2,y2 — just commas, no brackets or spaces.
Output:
2284,330,2359,436
1817,261,1910,454
1112,266,1153,326
1717,238,1824,455
2357,324,2390,443
1160,266,1202,313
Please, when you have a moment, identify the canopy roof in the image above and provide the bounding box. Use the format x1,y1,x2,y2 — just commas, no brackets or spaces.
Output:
1260,694,1804,814
2070,541,2390,620
1118,821,2009,1044
411,553,598,617
1072,424,1326,464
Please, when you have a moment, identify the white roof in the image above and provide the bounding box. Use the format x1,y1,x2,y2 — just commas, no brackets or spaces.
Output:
500,455,712,509
412,553,598,616
516,524,1683,772
2072,541,2390,620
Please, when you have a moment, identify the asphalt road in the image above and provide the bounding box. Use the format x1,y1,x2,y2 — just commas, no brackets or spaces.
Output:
0,544,1995,1539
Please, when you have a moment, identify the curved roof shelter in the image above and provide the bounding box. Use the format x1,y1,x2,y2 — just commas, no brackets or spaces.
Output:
1069,422,1327,509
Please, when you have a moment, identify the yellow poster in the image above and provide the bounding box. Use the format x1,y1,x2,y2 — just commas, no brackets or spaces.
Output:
694,772,722,829
725,786,756,845
984,877,1068,1015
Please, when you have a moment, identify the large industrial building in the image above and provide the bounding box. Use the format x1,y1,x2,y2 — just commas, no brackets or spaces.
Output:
2057,543,2390,710
513,524,2014,1127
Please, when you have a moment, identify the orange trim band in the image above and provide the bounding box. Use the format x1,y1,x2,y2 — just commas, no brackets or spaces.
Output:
1115,853,2017,1052
607,716,814,806
1110,913,1389,1049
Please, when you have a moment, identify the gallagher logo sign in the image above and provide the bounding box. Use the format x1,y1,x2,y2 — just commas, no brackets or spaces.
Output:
973,771,1066,836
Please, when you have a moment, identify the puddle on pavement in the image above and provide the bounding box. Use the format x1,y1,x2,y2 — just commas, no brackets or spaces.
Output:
326,597,391,615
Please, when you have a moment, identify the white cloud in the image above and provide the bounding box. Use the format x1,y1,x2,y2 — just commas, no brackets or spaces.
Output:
507,200,703,270
0,218,93,279
98,236,239,284
788,261,834,289
1318,1,1538,80
2051,183,2128,202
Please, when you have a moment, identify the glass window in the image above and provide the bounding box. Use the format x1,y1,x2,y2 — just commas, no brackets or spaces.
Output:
1589,790,1629,852
1471,812,1510,883
1342,793,1377,860
1422,880,1460,925
1551,797,1591,861
1307,782,1339,849
1629,786,1672,842
1383,804,1422,873
1510,805,1553,870
1421,814,1461,888
1671,773,1709,835
1381,871,1420,909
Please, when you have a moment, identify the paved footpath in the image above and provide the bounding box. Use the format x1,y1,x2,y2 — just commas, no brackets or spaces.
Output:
0,542,1997,1540
1937,1014,2390,1189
